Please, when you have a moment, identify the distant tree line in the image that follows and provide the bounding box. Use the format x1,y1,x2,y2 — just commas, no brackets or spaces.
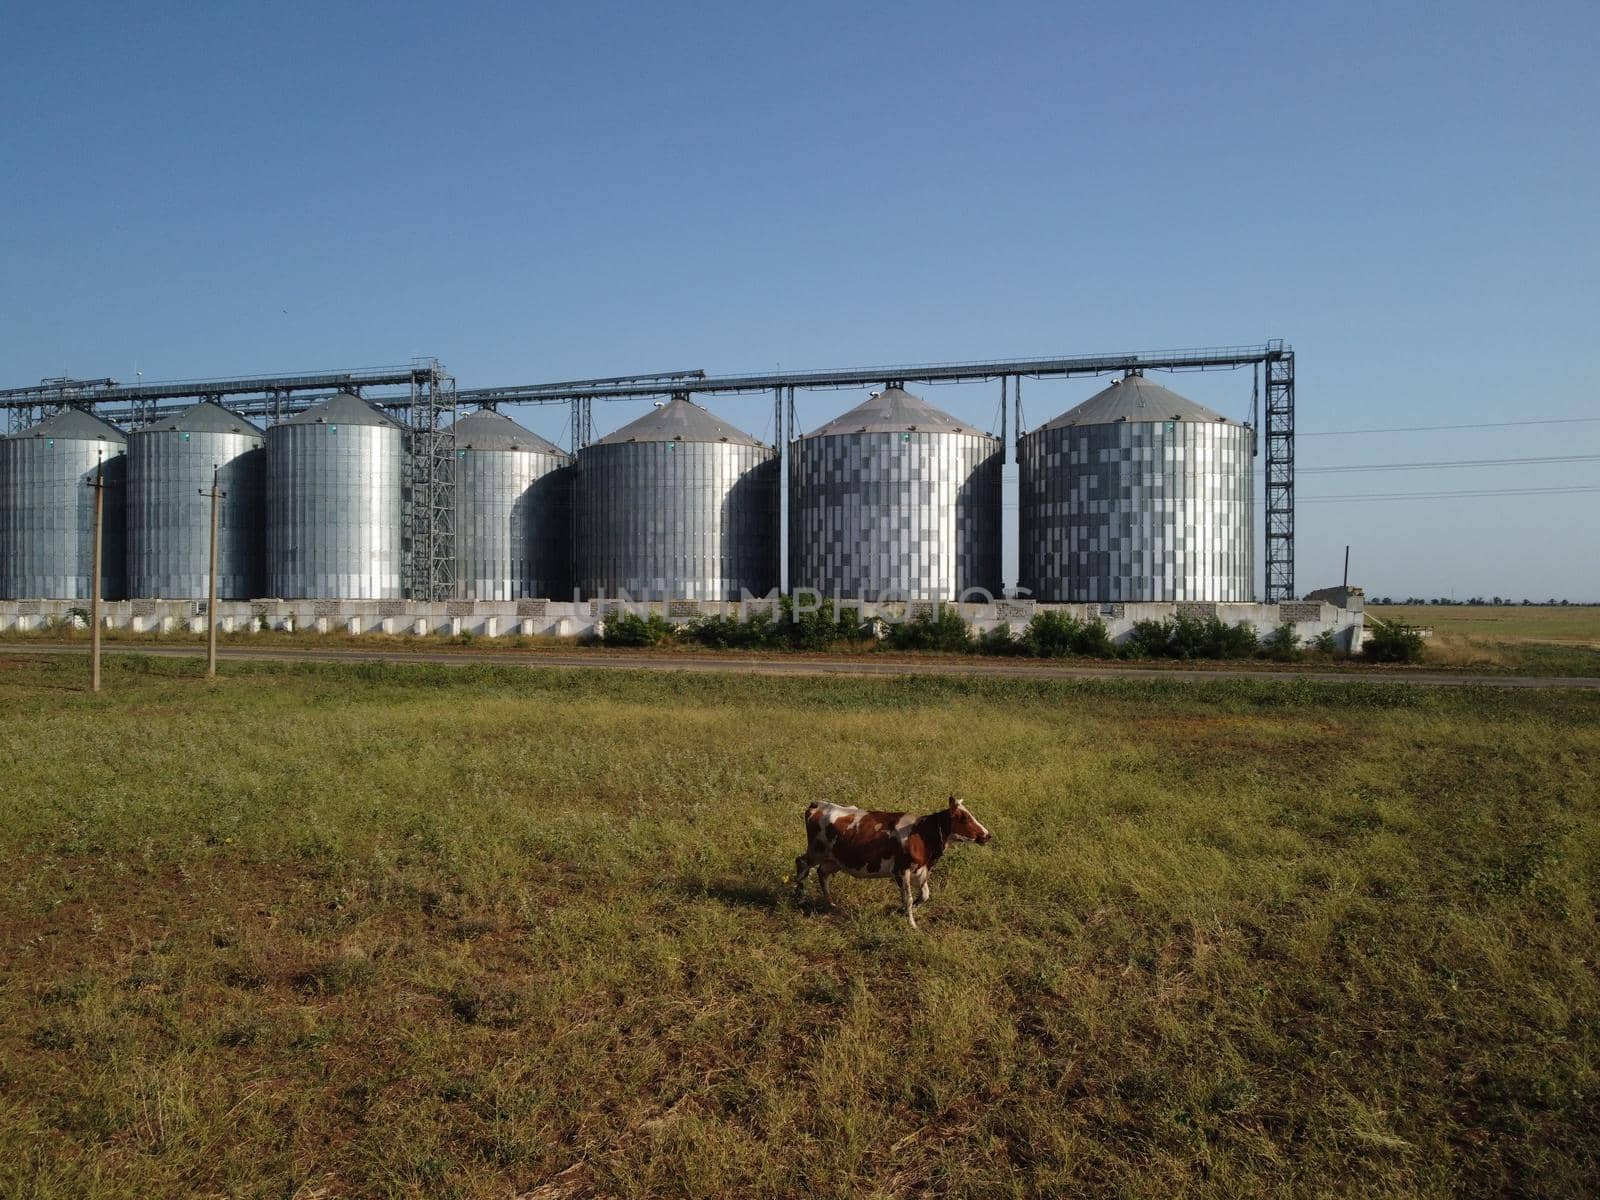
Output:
1368,597,1592,607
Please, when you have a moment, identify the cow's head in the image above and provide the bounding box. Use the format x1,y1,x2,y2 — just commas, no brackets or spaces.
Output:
947,795,992,844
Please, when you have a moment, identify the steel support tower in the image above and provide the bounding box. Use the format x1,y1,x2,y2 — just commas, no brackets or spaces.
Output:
1263,345,1296,603
405,363,458,602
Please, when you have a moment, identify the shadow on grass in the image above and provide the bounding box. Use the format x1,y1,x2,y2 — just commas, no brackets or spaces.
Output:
680,879,790,912
681,878,855,920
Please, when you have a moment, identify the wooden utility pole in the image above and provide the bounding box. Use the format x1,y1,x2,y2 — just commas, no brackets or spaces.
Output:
87,453,106,693
202,464,224,679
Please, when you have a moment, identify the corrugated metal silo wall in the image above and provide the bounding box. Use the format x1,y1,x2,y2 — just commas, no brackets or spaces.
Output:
574,441,778,600
1017,420,1254,602
788,431,1003,600
266,422,405,599
0,436,127,600
454,448,572,600
127,430,266,599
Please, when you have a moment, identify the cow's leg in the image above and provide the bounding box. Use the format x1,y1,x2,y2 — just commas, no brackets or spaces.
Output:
917,869,931,905
817,865,835,909
793,854,812,901
898,869,918,929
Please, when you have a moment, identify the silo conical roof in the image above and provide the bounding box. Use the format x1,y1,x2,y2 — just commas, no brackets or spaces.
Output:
593,396,764,446
803,386,989,438
280,392,404,429
452,409,567,455
1039,375,1236,430
135,400,265,436
9,407,127,443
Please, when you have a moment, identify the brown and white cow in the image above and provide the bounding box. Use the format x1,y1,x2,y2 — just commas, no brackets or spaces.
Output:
795,795,992,928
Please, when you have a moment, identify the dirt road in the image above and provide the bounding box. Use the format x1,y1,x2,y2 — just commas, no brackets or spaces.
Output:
4,641,1598,689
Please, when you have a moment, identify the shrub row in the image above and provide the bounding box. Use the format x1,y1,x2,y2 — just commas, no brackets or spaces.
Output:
601,599,874,652
1362,620,1426,663
600,605,1382,663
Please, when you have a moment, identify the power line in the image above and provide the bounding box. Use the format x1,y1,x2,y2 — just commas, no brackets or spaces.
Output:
1301,416,1600,437
1300,453,1600,474
1296,485,1600,503
1000,483,1600,510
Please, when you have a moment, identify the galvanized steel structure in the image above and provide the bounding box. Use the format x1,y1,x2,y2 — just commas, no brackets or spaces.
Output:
0,408,128,600
452,409,573,600
477,342,1294,600
1018,375,1254,602
0,361,460,600
575,397,778,600
789,387,1002,601
0,343,1298,602
126,402,266,599
266,393,406,599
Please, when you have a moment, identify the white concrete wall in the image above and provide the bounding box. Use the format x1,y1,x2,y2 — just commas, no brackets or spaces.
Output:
0,594,1364,649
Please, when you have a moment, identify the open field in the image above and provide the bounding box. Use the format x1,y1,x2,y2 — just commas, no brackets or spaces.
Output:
1370,605,1600,643
9,607,1600,679
2,656,1598,1198
5,639,1600,693
1371,605,1600,678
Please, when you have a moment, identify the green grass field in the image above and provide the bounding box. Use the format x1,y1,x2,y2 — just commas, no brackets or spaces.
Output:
11,602,1600,677
2,655,1597,1198
1371,605,1600,677
1370,605,1600,643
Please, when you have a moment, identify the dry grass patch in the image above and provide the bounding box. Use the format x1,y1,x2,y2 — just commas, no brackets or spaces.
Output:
1370,605,1600,644
1372,605,1600,677
0,657,1597,1197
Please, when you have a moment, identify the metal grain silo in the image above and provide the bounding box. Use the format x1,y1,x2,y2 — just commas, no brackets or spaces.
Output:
266,392,405,599
0,408,128,601
575,397,777,600
452,408,572,600
789,387,1002,601
1017,373,1254,603
126,402,266,599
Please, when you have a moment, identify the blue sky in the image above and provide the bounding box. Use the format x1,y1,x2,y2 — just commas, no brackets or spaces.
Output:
3,0,1595,598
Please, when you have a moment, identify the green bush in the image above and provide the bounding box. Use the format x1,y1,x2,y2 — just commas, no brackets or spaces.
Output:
1363,621,1425,664
883,607,971,652
1167,614,1210,659
1207,619,1260,659
1131,615,1259,660
1123,618,1175,659
1073,618,1116,658
683,612,779,650
1313,629,1340,655
1021,611,1116,658
781,597,872,650
672,599,877,652
1262,623,1302,662
1023,610,1083,658
600,610,676,647
975,623,1028,656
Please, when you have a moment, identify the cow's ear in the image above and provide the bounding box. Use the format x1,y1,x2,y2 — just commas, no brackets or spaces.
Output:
948,794,959,810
